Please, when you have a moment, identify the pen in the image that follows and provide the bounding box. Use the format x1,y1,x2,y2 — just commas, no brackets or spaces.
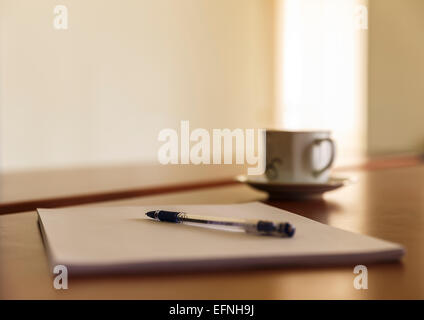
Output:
145,210,295,238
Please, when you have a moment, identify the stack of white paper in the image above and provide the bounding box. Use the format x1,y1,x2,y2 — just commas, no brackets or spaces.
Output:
37,202,404,274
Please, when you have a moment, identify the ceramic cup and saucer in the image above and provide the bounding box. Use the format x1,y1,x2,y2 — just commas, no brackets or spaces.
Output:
238,130,355,200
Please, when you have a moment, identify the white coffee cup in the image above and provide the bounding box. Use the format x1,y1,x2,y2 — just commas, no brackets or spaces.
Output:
265,130,336,184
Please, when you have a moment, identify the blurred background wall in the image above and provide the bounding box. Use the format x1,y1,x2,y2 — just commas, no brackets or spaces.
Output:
276,0,368,163
0,0,423,172
0,0,274,171
368,0,424,155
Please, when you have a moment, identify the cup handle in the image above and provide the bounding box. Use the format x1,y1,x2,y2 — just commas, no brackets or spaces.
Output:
312,138,336,176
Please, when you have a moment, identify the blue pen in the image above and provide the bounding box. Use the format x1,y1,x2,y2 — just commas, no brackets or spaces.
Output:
145,210,295,238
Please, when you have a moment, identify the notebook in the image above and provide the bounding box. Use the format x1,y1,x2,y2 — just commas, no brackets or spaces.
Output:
37,202,404,274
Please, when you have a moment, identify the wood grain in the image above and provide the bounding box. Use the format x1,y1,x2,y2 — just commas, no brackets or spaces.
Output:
1,154,423,215
0,164,246,215
1,164,423,299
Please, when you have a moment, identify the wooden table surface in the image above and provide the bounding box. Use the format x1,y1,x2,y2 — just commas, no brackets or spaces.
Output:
1,154,421,215
0,164,247,214
1,161,423,299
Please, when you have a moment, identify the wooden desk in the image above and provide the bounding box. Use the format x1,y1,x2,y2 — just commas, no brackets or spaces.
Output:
1,154,422,215
1,164,423,299
0,164,246,214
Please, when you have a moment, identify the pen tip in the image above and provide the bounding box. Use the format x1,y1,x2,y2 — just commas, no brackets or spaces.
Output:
146,211,155,219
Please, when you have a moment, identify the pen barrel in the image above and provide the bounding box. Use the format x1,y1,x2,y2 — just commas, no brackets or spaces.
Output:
149,211,295,238
245,220,296,238
177,213,247,227
179,214,295,238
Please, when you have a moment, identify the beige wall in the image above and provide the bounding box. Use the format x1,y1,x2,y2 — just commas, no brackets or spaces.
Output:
368,0,424,155
0,0,275,171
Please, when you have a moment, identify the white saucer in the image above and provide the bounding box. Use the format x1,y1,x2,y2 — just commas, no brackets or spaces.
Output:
237,175,355,200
